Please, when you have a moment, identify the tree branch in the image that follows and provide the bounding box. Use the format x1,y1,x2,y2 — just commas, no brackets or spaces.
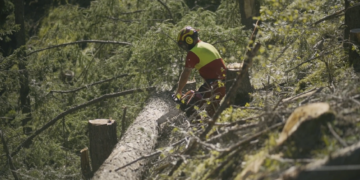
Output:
50,73,131,94
114,151,162,172
157,0,174,23
285,51,331,73
218,122,284,158
0,130,19,180
27,40,132,56
313,3,360,26
200,42,261,140
10,87,155,157
118,10,145,15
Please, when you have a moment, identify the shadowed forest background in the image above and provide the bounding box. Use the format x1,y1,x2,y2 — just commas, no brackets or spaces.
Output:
1,0,360,179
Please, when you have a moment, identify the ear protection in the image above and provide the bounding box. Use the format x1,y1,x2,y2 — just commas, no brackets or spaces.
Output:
185,36,194,45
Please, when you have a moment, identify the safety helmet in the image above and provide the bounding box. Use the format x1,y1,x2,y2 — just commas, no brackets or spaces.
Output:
177,26,199,51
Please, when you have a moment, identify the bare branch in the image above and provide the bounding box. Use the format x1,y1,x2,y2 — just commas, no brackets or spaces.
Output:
200,42,261,140
313,3,360,26
218,122,284,158
313,9,345,26
206,122,259,143
10,87,155,157
0,130,19,180
118,10,145,15
157,0,174,23
27,40,132,56
327,123,348,147
50,74,131,94
114,151,162,172
284,51,331,73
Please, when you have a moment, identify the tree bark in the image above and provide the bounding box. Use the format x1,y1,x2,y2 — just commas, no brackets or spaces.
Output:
344,0,360,72
93,93,175,180
226,63,253,106
88,119,117,173
238,0,261,30
80,147,92,179
14,0,32,138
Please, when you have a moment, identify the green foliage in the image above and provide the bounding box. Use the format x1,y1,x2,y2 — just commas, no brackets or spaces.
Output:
0,0,358,179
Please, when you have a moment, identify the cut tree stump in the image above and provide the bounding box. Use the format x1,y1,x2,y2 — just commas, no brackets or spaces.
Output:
88,119,117,173
225,63,254,106
80,147,92,179
92,93,177,180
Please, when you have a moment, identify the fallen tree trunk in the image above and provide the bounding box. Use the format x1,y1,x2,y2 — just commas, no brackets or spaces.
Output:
92,92,176,180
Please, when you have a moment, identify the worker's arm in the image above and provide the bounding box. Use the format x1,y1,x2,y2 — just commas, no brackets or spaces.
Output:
176,67,192,96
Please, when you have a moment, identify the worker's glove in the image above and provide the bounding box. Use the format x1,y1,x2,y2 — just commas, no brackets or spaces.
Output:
171,93,181,104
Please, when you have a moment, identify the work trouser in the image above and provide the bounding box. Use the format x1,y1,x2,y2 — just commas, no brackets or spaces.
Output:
181,79,226,118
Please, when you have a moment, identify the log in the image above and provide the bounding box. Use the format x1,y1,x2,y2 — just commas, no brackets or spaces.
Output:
88,119,117,173
225,63,253,106
93,92,177,179
80,147,92,179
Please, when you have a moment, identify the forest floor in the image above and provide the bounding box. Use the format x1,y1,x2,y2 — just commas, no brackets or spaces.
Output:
144,71,360,180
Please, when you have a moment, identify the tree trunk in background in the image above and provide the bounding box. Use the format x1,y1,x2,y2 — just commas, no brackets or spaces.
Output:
344,0,360,72
14,0,32,138
88,119,117,173
238,0,261,30
93,93,175,179
226,63,253,106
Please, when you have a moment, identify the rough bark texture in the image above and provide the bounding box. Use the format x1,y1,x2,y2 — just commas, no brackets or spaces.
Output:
238,0,261,30
80,147,92,179
345,0,360,72
226,63,253,106
88,119,117,173
92,93,174,180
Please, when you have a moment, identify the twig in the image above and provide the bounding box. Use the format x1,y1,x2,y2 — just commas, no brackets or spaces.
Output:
106,17,167,22
227,113,266,127
271,37,297,63
114,151,162,172
327,122,348,147
49,73,131,94
218,122,284,158
120,107,127,139
285,51,331,73
118,10,145,15
206,122,259,143
313,3,360,26
299,87,324,105
10,87,156,157
0,130,19,180
204,150,238,179
157,0,174,23
168,138,197,176
27,40,132,56
313,9,345,26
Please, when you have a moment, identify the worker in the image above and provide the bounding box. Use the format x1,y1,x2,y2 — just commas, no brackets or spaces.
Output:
173,26,226,118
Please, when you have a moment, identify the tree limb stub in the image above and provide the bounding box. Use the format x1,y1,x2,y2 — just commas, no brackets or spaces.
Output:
10,87,155,157
27,40,132,56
